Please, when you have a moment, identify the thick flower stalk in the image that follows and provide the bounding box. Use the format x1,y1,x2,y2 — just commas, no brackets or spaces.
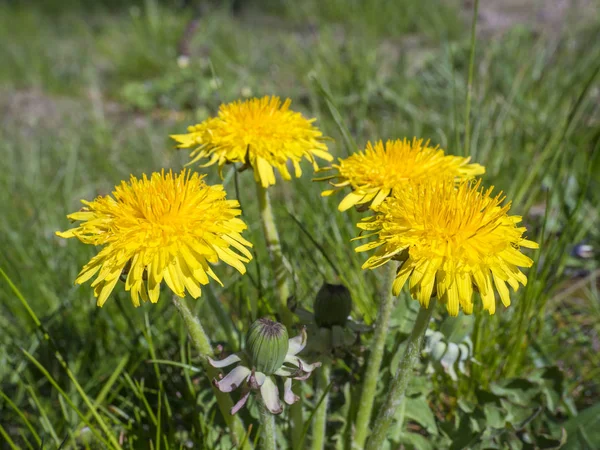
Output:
351,263,397,449
356,179,539,315
209,318,321,415
56,169,252,307
316,138,484,211
171,96,332,188
365,299,436,450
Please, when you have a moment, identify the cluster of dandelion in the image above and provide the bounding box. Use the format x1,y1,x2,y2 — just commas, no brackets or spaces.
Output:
58,96,537,449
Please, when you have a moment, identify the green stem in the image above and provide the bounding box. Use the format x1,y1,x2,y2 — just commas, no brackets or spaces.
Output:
0,422,18,450
311,360,332,450
352,262,397,449
172,296,251,450
256,183,294,328
259,399,278,450
471,305,485,387
255,183,304,443
464,0,480,157
365,299,436,450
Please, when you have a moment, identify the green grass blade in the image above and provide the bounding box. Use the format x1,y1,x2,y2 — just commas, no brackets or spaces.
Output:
0,422,19,450
146,359,202,372
2,267,122,448
309,72,358,155
463,0,480,156
21,349,113,448
295,380,333,450
0,389,42,446
74,354,130,436
25,384,61,445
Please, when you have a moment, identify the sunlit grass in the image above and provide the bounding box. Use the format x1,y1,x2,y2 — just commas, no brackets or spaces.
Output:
0,0,598,448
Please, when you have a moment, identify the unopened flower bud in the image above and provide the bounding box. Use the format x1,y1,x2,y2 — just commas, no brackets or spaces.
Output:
246,318,289,375
314,283,352,328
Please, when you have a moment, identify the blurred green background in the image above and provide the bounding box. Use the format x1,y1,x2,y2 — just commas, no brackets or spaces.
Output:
1,0,599,448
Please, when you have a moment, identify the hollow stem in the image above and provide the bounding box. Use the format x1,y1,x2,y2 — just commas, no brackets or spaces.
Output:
311,360,332,450
259,399,278,450
172,296,251,450
352,262,397,449
255,183,294,328
364,299,436,450
255,183,304,442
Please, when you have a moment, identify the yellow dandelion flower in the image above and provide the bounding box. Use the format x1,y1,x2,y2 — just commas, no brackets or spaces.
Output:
56,169,253,307
317,138,485,211
170,96,332,188
355,180,538,316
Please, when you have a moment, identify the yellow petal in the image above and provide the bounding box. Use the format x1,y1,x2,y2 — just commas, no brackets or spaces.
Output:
293,160,302,178
96,276,120,307
170,133,199,148
206,266,223,286
502,248,534,267
148,275,161,304
179,244,202,271
493,274,511,307
222,235,253,260
67,211,95,221
370,188,391,209
457,272,473,314
164,260,185,297
311,149,333,161
130,281,142,307
393,261,414,296
520,239,539,249
178,256,202,299
75,263,102,285
214,246,247,274
256,157,276,187
125,254,142,290
355,240,385,253
445,279,459,317
339,191,365,212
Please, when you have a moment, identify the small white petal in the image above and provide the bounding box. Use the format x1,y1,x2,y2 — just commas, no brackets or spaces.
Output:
275,366,294,377
283,378,299,405
288,328,307,356
249,371,267,389
231,389,251,415
260,376,283,414
287,356,321,378
214,366,251,393
208,353,242,368
285,355,321,373
254,371,267,386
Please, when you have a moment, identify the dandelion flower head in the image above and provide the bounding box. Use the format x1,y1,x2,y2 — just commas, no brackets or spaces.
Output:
57,169,252,307
356,180,538,316
318,138,485,211
170,96,332,188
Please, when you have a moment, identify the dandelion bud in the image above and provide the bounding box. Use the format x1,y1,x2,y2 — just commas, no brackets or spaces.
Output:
246,318,289,375
314,283,352,328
